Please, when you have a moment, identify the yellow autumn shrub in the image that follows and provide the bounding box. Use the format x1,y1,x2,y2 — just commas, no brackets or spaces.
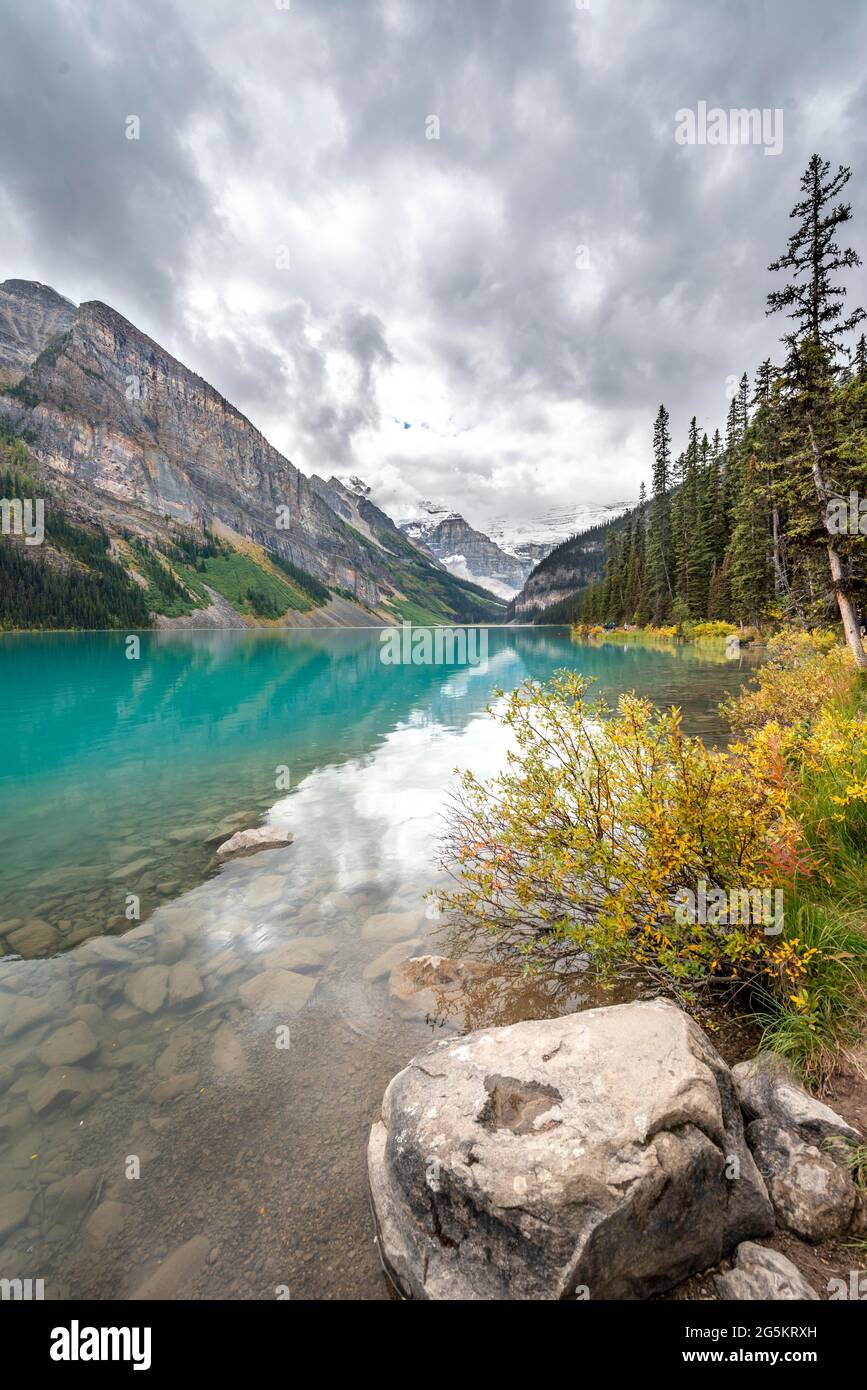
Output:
436,672,797,997
722,629,850,733
437,640,867,1070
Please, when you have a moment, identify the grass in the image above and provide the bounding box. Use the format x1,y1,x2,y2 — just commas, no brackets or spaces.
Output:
127,534,326,621
756,894,867,1083
385,597,458,625
128,540,205,617
175,552,312,618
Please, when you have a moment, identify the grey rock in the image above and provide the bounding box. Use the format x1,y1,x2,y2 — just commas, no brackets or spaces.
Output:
244,875,287,909
368,1000,773,1300
746,1119,856,1242
362,940,423,983
4,994,54,1038
156,930,187,965
83,1200,129,1249
216,827,294,861
27,1065,93,1115
733,1054,861,1143
168,961,204,1006
129,1235,210,1300
108,857,153,881
125,965,169,1015
44,1167,101,1224
0,278,76,379
388,953,502,1028
715,1242,819,1300
397,507,534,596
154,1035,186,1079
212,1023,245,1076
76,937,135,966
102,1042,154,1070
151,1072,198,1104
36,1019,99,1067
7,920,61,957
71,1003,104,1031
0,1188,34,1240
262,936,336,973
361,910,423,943
238,968,316,1014
0,286,386,608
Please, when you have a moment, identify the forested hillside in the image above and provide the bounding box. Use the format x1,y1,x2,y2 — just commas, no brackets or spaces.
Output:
519,155,867,668
507,516,620,622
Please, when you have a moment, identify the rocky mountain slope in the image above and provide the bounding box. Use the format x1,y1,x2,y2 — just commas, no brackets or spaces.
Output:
509,516,621,621
399,502,543,599
0,279,77,386
0,280,504,630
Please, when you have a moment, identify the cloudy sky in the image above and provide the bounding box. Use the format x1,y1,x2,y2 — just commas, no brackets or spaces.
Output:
2,0,866,540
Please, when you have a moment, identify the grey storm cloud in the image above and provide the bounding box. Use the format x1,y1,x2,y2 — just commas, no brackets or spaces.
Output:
1,0,867,532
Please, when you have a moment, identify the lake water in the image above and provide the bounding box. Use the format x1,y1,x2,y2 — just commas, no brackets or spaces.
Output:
0,627,758,1300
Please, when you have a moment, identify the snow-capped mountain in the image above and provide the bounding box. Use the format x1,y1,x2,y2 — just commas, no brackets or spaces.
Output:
397,501,543,600
324,485,626,603
483,502,631,557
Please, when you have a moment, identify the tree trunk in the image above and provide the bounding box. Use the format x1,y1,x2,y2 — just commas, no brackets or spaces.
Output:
771,505,785,594
808,421,867,669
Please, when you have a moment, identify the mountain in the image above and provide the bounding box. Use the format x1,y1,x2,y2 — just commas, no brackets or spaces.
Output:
0,279,77,384
398,502,543,599
310,473,403,551
395,500,630,602
0,280,504,631
484,503,629,556
508,515,624,622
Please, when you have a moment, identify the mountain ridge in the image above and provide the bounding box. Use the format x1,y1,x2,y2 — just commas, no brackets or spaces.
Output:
0,279,505,630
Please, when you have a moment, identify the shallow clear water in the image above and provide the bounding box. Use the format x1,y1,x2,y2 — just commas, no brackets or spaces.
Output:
0,627,758,1300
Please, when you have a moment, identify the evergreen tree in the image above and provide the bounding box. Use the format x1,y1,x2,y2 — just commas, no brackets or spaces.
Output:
647,404,673,621
767,154,867,666
722,392,744,533
634,482,652,624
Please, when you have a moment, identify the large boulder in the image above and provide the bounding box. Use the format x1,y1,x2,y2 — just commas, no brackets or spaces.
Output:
367,999,773,1300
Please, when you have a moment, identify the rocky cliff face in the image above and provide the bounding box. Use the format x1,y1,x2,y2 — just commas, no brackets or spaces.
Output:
309,473,401,552
0,283,388,605
0,279,77,386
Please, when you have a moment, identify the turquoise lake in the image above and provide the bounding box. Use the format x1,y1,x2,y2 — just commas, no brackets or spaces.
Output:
0,627,759,1299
